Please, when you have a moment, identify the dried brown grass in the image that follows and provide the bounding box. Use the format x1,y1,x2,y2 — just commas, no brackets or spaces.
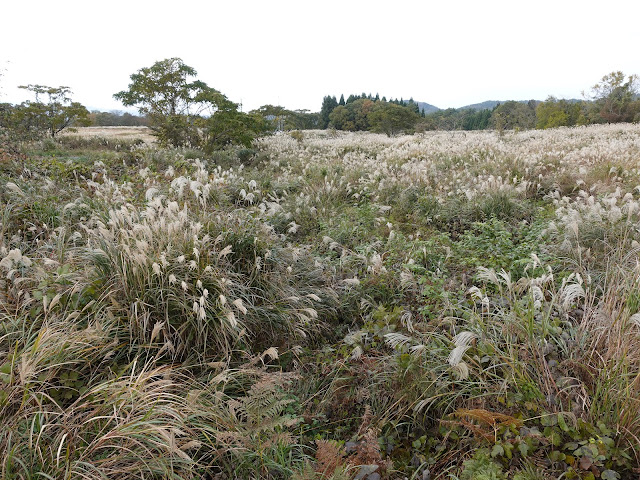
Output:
63,126,156,143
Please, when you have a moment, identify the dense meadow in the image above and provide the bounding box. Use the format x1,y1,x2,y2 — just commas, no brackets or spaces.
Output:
1,124,640,479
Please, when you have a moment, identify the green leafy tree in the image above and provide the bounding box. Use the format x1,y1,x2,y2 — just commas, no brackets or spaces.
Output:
328,98,419,134
287,109,320,130
2,103,43,142
252,104,288,131
423,108,464,130
535,97,584,129
489,101,537,131
114,58,261,149
369,102,419,136
252,105,319,131
351,98,376,131
201,98,265,152
417,107,493,132
587,71,640,123
1,72,41,155
328,105,354,130
17,85,90,138
114,58,215,146
328,99,377,131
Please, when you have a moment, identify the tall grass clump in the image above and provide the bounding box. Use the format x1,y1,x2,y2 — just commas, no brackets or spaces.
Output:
0,241,315,479
0,355,307,479
369,258,638,477
82,163,337,361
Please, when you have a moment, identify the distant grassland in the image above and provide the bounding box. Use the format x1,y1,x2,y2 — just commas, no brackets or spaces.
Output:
63,125,156,143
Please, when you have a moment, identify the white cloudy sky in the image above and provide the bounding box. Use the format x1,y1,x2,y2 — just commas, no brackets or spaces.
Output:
1,0,639,113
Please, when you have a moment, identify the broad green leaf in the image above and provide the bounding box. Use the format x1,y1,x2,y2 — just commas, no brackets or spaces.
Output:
491,444,504,458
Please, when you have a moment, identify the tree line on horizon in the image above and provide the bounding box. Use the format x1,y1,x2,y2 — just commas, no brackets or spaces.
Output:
87,71,640,136
318,71,640,135
1,62,639,156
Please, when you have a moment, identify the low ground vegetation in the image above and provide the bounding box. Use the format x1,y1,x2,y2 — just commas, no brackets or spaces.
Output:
1,124,640,479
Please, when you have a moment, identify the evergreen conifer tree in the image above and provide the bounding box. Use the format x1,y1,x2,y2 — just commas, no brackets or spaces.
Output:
320,95,339,128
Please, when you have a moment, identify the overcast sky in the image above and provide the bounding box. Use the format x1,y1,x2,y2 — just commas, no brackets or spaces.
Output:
1,0,639,113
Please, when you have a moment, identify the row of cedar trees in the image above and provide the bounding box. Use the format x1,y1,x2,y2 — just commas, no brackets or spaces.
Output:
320,93,425,127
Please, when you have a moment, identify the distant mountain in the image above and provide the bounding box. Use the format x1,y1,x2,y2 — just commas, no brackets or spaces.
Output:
405,98,586,114
456,99,584,111
459,100,502,111
415,101,440,114
415,100,539,113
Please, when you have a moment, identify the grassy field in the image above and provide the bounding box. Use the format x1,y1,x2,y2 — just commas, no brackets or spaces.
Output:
62,126,156,143
1,125,640,479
